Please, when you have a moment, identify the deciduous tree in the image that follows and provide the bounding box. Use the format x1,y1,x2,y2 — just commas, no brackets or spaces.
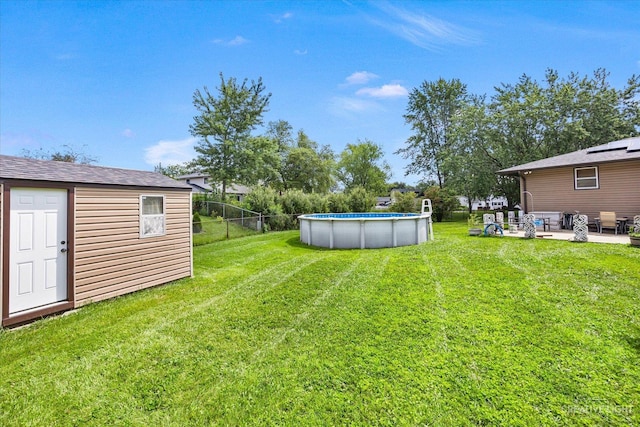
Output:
265,121,335,193
396,78,470,188
336,139,390,195
21,144,97,164
189,73,272,201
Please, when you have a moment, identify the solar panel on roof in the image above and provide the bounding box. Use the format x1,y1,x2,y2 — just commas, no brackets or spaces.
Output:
587,140,630,153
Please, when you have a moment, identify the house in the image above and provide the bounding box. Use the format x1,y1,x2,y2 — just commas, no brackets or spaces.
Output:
176,173,250,202
458,195,508,211
498,137,640,225
176,173,213,193
0,155,193,327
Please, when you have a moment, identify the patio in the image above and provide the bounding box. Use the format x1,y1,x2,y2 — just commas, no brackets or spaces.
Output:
503,228,631,244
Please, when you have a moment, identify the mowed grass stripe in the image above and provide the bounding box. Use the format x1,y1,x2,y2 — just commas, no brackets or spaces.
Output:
1,224,639,426
191,251,397,425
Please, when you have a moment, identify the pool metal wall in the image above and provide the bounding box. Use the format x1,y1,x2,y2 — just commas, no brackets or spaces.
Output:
299,213,431,249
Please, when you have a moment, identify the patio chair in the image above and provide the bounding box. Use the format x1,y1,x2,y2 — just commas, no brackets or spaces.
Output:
598,211,618,235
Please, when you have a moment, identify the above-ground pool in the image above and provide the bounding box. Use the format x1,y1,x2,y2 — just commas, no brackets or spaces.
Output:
299,207,433,249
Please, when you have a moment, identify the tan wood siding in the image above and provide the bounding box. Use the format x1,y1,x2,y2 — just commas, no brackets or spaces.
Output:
0,184,3,313
74,187,192,306
522,160,640,221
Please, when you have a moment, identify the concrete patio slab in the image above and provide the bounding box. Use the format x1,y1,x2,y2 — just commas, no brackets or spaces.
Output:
502,229,631,244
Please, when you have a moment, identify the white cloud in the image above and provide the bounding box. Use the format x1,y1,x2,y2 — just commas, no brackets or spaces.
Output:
368,2,480,51
294,49,308,55
144,137,197,166
212,36,250,46
328,96,383,117
229,35,249,46
122,128,135,138
356,84,408,98
273,11,293,23
345,71,379,85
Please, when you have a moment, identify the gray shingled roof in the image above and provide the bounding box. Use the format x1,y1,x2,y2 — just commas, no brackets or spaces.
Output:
498,137,640,175
0,155,191,189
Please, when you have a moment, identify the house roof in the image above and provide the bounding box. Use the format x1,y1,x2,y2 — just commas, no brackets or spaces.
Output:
226,183,250,194
176,173,209,180
498,137,640,175
0,155,191,189
186,182,213,192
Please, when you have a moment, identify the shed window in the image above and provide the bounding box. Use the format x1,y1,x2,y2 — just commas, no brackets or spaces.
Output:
574,167,599,190
140,195,165,237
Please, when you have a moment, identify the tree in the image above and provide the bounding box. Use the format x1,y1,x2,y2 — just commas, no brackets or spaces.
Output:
444,96,497,211
154,162,191,178
423,186,458,222
21,144,97,164
265,121,335,193
396,78,470,188
485,69,640,203
336,139,390,195
189,73,272,201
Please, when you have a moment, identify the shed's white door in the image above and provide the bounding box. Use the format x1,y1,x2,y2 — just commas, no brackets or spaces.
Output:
9,188,68,314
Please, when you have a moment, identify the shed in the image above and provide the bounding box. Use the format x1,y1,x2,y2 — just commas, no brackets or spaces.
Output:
0,155,193,327
498,137,640,221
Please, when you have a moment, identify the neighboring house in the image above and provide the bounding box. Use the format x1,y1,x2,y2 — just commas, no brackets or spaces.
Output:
458,196,508,211
176,173,251,202
176,173,213,193
498,137,640,221
0,155,193,327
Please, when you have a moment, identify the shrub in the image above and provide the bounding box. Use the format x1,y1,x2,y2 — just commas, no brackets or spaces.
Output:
390,191,418,213
422,186,459,222
308,192,329,213
347,186,376,212
245,186,277,214
280,189,312,215
192,212,202,233
328,192,349,213
262,204,292,231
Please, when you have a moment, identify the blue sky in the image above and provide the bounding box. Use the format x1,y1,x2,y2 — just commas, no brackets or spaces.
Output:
1,0,638,184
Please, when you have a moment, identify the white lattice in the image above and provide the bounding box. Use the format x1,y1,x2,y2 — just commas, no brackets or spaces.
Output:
483,213,496,235
507,211,518,233
496,212,504,228
634,215,640,234
573,214,588,242
524,214,536,238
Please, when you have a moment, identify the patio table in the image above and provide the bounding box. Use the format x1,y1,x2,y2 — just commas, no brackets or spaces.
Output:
594,217,628,234
617,217,629,234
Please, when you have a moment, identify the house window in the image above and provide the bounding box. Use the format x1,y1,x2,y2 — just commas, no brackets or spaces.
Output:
574,167,599,190
140,195,165,237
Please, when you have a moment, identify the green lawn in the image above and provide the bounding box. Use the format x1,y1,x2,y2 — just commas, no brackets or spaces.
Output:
192,216,261,246
1,222,639,426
